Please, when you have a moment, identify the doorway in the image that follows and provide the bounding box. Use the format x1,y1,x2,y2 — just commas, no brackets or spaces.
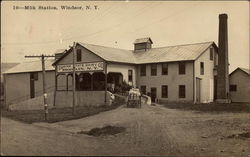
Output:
151,87,157,103
30,72,38,98
214,76,217,100
196,77,201,103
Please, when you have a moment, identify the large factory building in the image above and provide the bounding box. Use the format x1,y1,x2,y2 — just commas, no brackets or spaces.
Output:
3,13,246,109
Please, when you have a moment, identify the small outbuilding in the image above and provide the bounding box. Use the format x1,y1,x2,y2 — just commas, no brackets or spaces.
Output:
229,67,250,103
3,59,55,109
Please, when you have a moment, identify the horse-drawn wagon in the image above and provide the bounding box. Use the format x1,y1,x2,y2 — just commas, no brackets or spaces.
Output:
127,88,141,108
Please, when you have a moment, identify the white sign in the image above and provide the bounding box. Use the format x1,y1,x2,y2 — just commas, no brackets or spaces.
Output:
57,62,104,73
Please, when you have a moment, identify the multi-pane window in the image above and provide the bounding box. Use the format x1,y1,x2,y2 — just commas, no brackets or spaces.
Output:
76,49,82,62
230,85,237,92
162,63,168,75
161,85,168,98
179,85,186,98
141,85,146,95
151,64,157,76
200,62,204,75
128,70,133,82
179,62,185,75
140,64,146,76
210,48,214,61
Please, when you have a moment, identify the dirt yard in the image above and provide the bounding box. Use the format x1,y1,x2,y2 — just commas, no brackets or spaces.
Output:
1,103,250,156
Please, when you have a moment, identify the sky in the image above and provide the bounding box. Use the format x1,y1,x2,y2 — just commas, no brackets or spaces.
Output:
1,1,249,72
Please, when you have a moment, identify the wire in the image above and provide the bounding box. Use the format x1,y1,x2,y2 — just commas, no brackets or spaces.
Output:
132,3,201,32
63,2,157,41
2,2,199,46
61,3,117,39
2,2,156,46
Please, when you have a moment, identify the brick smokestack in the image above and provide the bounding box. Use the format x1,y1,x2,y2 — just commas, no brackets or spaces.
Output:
217,14,229,101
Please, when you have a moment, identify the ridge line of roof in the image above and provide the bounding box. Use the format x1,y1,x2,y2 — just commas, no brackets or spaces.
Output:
79,41,215,51
239,67,250,70
78,42,132,52
238,67,250,74
230,67,250,75
18,59,55,64
151,41,214,50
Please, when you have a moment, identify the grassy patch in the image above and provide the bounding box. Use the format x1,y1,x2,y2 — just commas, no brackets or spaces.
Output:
1,102,123,124
162,103,250,113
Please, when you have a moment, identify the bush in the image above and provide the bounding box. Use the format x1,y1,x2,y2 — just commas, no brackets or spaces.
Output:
115,81,132,93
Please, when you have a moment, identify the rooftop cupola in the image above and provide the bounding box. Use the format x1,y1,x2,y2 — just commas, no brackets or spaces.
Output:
134,37,153,52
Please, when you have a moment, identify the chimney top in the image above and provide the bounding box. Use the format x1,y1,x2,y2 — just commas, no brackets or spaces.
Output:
219,14,228,19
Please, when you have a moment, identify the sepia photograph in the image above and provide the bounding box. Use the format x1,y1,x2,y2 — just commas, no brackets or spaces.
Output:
1,0,250,156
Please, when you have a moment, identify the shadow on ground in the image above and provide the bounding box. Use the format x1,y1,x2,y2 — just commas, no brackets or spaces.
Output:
163,103,250,113
78,125,126,137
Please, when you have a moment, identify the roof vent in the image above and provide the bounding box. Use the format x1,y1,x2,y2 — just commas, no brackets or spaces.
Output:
134,37,153,52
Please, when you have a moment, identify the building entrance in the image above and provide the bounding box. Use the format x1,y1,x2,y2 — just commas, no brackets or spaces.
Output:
151,87,157,103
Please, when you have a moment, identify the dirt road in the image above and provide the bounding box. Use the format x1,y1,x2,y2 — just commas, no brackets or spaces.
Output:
1,104,250,156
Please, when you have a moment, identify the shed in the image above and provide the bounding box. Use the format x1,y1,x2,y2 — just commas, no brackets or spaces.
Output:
3,59,55,108
229,67,250,102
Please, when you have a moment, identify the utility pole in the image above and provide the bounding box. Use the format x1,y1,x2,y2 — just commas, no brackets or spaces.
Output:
72,42,76,115
25,54,55,121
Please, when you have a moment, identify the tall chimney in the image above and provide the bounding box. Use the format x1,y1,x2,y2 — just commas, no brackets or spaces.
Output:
216,13,230,102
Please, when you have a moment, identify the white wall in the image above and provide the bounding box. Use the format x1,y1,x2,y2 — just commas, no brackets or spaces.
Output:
107,63,137,87
136,61,194,102
58,44,103,65
194,46,217,103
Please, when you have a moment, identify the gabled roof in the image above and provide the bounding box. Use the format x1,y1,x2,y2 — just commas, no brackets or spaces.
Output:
79,43,137,64
1,63,19,73
134,37,153,44
240,68,250,74
230,67,250,76
134,41,215,64
52,47,73,66
53,41,217,65
4,59,55,74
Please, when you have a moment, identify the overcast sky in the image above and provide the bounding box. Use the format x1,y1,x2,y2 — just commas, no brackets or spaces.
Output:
1,1,249,72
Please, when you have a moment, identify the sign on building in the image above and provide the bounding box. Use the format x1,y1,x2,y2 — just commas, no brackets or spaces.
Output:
57,62,104,73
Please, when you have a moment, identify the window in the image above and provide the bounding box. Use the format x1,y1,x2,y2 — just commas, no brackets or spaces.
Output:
161,85,168,98
162,63,168,75
179,85,186,98
151,64,157,76
76,49,82,62
230,85,237,92
141,86,146,95
140,64,146,76
200,62,204,75
179,62,185,75
128,70,133,82
210,48,214,61
30,72,38,81
135,43,146,50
